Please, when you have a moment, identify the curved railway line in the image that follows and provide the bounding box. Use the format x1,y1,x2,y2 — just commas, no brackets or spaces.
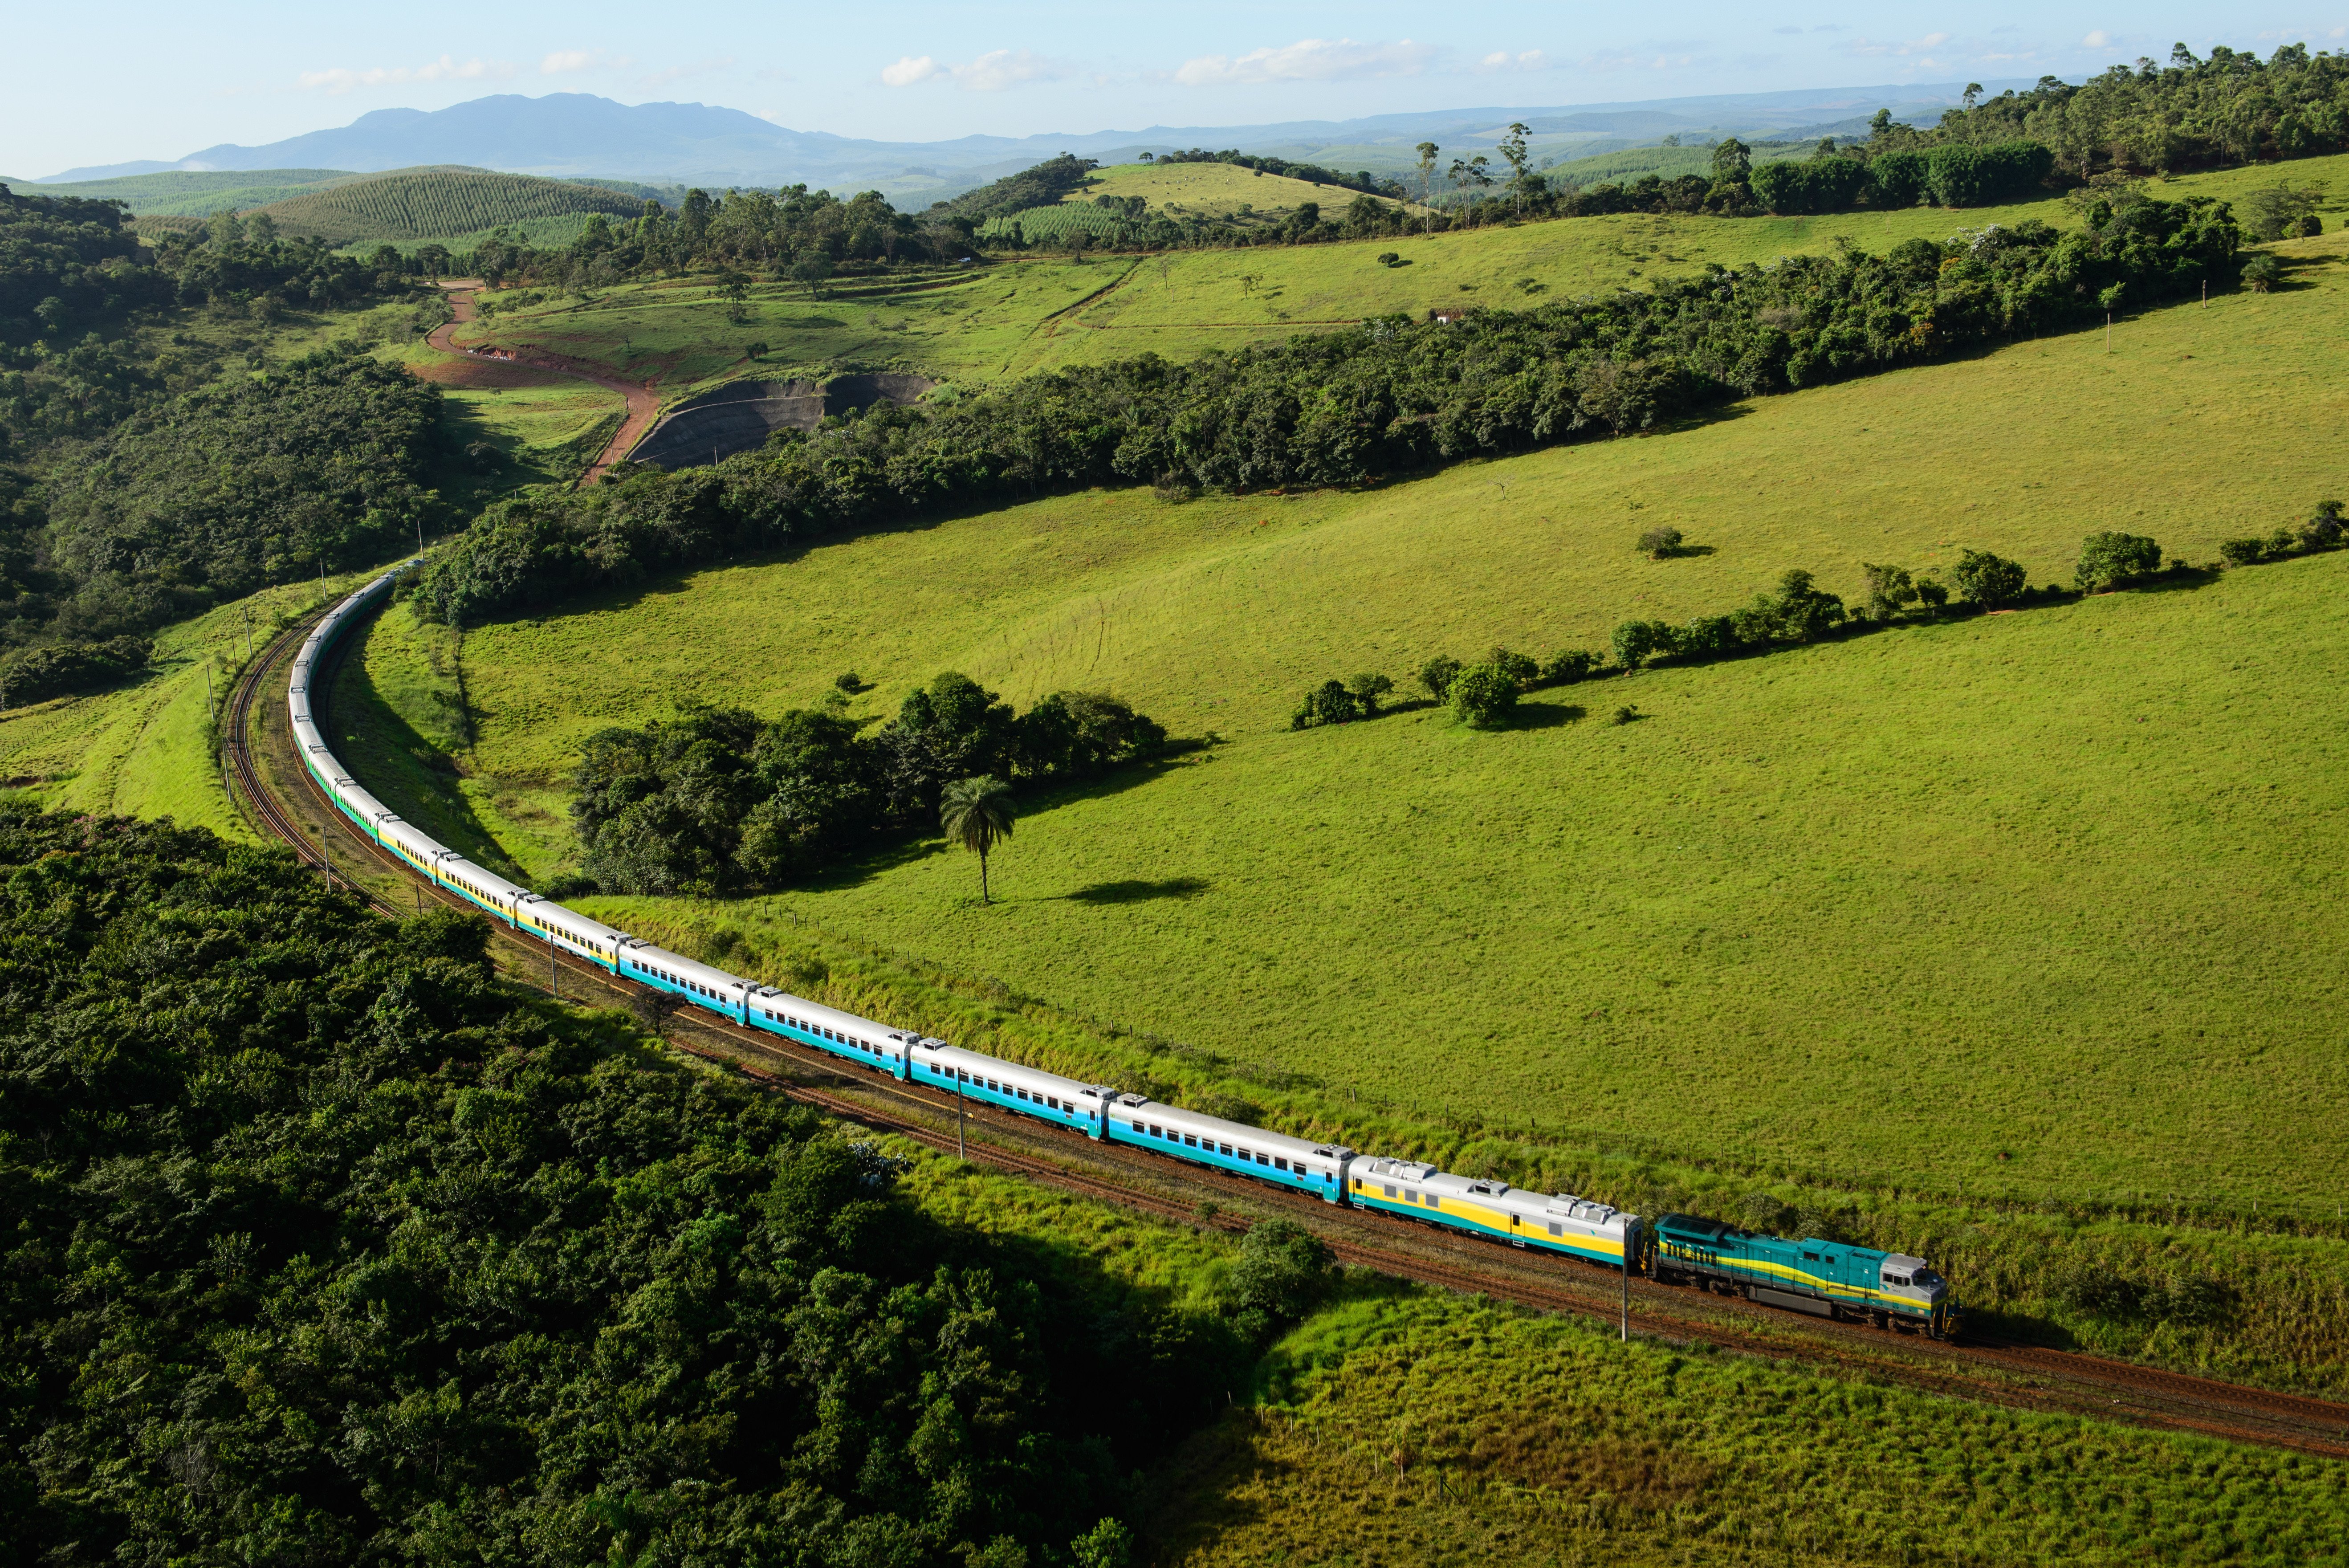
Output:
224,595,2349,1461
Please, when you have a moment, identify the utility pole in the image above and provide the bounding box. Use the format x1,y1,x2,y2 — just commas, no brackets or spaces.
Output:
204,664,214,724
957,1071,967,1161
320,829,331,891
548,930,558,999
2105,312,2112,354
242,606,252,661
1621,1228,1632,1342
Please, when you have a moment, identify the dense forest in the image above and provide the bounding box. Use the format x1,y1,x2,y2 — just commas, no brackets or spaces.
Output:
0,189,436,668
569,680,1166,895
415,191,2240,626
0,804,1327,1565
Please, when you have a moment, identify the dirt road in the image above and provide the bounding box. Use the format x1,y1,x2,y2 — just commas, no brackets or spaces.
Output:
426,280,660,484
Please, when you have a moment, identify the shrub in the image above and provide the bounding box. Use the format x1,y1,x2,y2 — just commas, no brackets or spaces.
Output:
1637,525,1685,559
2294,213,2325,238
2218,537,2269,567
1417,654,1462,701
1290,679,1359,729
1611,704,1638,725
2241,252,2282,292
1375,252,1402,268
746,340,769,359
1224,1219,1335,1342
1611,619,1671,670
1346,671,1394,716
1486,646,1539,685
1542,649,1601,684
1738,1192,1793,1234
2075,531,2162,593
1950,549,2028,608
1860,562,1919,619
0,636,154,709
1914,575,1950,609
2300,500,2345,551
1448,662,1520,728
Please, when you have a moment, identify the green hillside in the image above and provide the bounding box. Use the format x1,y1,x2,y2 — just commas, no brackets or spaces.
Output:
21,167,361,214
338,230,2349,1381
464,151,2349,394
1541,139,1812,187
254,166,644,245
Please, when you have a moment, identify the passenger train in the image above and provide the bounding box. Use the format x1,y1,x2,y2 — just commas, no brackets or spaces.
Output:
290,566,1959,1341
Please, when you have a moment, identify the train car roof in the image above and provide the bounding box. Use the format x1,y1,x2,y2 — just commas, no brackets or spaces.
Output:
910,1039,1113,1098
620,941,750,993
758,989,908,1040
1116,1097,1352,1161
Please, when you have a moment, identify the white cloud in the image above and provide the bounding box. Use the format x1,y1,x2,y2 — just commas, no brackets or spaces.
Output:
2083,29,2113,48
881,48,1073,90
1478,49,1548,72
1175,37,1436,87
882,54,943,87
541,49,594,74
953,49,1071,90
298,54,512,93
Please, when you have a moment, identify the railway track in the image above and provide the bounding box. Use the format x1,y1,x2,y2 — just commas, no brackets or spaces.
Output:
225,599,2349,1460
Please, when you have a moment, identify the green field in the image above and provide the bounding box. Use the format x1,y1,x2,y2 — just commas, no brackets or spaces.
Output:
381,225,2349,1234
912,1138,2349,1566
1072,159,1403,216
253,166,643,245
0,569,399,841
20,167,363,214
459,153,2349,398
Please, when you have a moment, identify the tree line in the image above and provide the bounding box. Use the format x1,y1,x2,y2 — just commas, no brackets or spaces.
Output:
414,194,2241,627
0,802,1349,1565
1285,505,2349,736
567,675,1166,896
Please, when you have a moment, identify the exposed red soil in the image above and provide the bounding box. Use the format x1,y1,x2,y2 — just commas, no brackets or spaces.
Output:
422,281,661,485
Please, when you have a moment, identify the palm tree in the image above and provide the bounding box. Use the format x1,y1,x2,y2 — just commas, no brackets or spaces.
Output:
940,775,1017,905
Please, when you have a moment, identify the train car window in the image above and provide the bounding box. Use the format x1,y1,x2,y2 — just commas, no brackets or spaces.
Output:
1179,1134,1195,1147
1257,1153,1270,1166
1218,1143,1231,1156
1802,1251,1819,1261
1274,1157,1289,1172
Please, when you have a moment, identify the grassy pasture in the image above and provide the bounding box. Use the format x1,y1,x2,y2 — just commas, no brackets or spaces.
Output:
1163,1289,2349,1565
894,1138,2349,1564
456,152,2349,396
428,229,2349,1223
1073,159,1393,217
0,568,399,841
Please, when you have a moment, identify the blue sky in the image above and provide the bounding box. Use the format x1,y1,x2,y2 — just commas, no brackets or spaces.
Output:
8,2,2344,175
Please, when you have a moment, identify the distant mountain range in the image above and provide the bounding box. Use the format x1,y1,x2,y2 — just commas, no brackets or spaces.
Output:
38,83,2039,204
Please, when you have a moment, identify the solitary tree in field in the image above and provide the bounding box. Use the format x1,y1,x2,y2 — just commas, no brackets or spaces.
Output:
717,269,752,321
1499,122,1532,217
940,775,1018,905
1416,142,1441,233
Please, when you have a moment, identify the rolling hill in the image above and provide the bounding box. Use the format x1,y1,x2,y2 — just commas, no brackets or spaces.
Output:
248,167,646,244
39,83,2023,197
17,167,364,215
